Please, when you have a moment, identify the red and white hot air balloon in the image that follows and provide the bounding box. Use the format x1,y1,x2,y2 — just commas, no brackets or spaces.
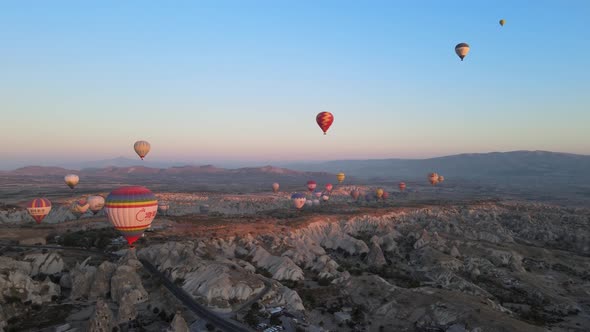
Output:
325,183,333,192
399,182,407,192
27,198,52,224
316,112,334,135
307,180,317,192
104,186,158,247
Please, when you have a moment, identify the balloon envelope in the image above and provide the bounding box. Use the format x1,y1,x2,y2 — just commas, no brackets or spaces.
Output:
325,183,333,192
27,198,52,224
105,186,158,246
428,173,439,186
455,43,470,61
134,140,151,160
336,172,345,183
499,19,505,26
382,191,389,199
64,174,79,189
291,193,307,209
316,112,334,135
272,182,280,193
376,188,384,199
399,182,407,191
87,195,105,215
307,180,317,192
350,189,360,200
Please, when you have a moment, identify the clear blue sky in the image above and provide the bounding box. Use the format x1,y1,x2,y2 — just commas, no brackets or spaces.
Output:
1,0,589,169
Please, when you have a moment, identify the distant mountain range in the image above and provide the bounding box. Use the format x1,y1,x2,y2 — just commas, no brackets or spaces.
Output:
281,151,590,181
1,151,589,184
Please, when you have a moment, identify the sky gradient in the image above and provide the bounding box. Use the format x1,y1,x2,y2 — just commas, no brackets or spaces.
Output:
1,0,589,169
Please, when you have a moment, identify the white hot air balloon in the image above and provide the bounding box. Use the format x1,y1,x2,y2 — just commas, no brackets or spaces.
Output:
64,174,79,189
87,195,105,215
134,140,151,160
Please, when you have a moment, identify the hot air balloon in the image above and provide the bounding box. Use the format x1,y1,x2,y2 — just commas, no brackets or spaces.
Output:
134,140,151,160
499,19,506,26
376,188,384,199
455,43,470,61
350,189,360,200
87,195,105,215
336,172,345,184
291,193,306,209
272,182,280,193
312,199,321,206
64,174,79,189
365,194,374,202
305,200,313,207
158,202,170,215
314,190,323,198
325,183,333,192
428,173,439,186
399,182,407,192
382,191,389,200
316,112,334,135
71,198,90,216
322,194,330,202
438,175,445,183
307,180,317,192
104,186,158,247
27,198,52,224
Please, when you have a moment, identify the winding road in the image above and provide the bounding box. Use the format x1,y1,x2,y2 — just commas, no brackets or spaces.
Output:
1,243,258,332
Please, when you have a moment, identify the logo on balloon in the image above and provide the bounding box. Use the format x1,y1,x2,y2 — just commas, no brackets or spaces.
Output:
135,208,156,223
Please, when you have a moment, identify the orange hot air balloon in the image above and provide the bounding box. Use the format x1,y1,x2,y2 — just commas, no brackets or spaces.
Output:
316,112,334,135
399,182,407,192
272,182,280,193
104,186,158,247
428,173,439,186
27,198,52,224
336,172,345,183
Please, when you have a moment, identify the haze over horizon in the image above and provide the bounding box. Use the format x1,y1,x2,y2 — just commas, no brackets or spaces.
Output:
2,1,589,168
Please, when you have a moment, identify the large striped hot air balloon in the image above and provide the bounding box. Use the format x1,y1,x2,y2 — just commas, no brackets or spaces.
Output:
399,182,407,192
336,172,345,183
27,198,52,224
64,174,79,189
291,193,307,209
87,195,105,215
105,186,158,246
134,140,151,160
455,43,470,61
272,182,280,193
316,112,334,135
307,180,317,192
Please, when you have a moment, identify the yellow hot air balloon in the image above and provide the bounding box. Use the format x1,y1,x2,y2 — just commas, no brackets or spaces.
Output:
336,172,345,184
499,19,506,26
376,188,384,199
134,140,151,160
455,43,470,61
64,174,79,189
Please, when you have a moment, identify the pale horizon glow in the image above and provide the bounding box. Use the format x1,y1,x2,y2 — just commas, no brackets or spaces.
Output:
1,1,589,170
